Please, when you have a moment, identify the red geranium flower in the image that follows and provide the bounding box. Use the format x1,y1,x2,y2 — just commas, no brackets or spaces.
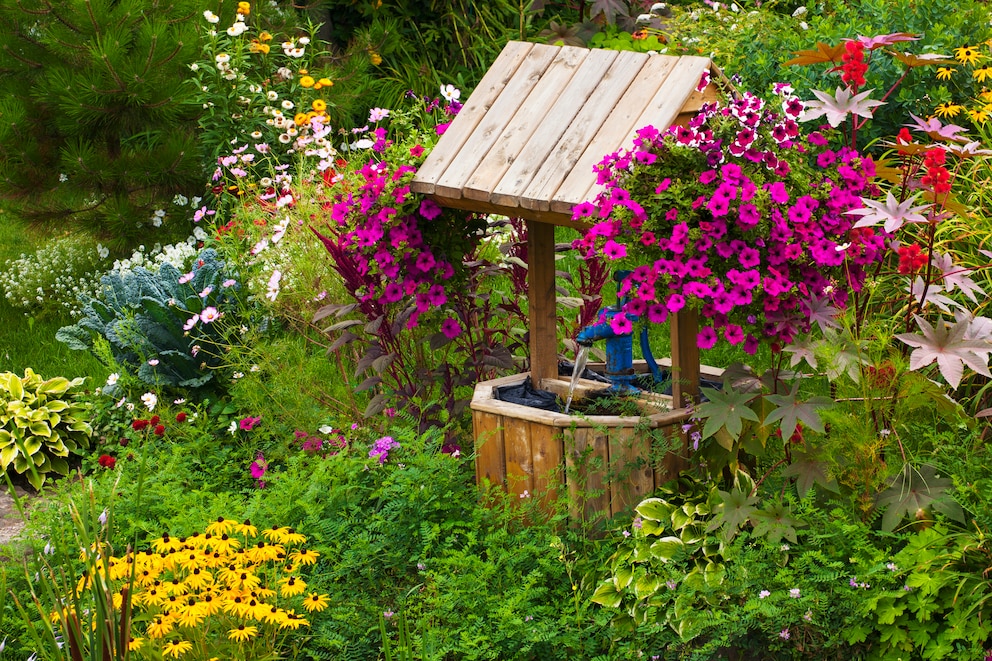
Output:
154,424,166,436
176,412,188,423
98,455,116,469
132,419,149,431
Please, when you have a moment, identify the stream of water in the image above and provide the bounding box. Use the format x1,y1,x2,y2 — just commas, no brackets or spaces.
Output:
563,345,590,415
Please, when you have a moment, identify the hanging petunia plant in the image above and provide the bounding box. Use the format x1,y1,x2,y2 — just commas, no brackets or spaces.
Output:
574,85,886,351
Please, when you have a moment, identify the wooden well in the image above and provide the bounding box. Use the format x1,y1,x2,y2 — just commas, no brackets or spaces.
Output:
411,41,727,517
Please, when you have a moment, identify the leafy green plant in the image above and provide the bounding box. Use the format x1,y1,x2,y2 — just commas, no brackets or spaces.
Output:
0,368,92,489
56,248,244,392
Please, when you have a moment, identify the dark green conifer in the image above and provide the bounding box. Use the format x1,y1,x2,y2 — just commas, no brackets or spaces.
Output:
0,0,210,247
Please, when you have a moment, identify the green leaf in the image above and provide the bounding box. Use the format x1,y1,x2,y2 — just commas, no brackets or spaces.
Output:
614,566,633,590
590,579,623,608
781,445,839,497
649,536,684,562
764,382,834,438
876,463,956,532
875,596,907,625
697,386,759,442
711,487,758,536
635,497,674,523
749,501,806,544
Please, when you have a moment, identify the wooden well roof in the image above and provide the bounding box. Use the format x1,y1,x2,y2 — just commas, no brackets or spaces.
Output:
410,41,723,228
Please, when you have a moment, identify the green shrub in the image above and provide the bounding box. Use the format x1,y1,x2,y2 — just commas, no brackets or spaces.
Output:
0,368,92,489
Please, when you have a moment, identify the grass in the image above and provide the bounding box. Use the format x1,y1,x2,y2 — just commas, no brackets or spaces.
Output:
0,208,108,381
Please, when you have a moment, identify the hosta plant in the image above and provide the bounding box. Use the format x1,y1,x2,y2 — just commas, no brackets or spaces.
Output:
0,368,92,489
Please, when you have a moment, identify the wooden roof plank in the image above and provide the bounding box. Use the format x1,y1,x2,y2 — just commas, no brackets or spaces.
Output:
519,49,646,212
554,56,711,213
461,45,590,203
546,54,681,215
432,44,561,201
411,41,536,196
488,49,620,209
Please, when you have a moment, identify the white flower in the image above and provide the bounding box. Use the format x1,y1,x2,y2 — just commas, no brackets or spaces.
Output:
266,270,282,302
148,359,159,366
250,364,260,372
227,21,248,36
58,173,68,182
126,402,135,411
352,138,374,150
440,84,461,102
190,62,199,71
267,90,279,101
232,371,245,379
141,392,158,411
228,420,238,435
204,9,220,22
97,243,110,259
281,99,295,110
215,52,231,65
150,215,162,228
319,425,333,434
298,36,310,45
174,398,186,405
173,194,188,206
792,5,807,16
106,373,119,386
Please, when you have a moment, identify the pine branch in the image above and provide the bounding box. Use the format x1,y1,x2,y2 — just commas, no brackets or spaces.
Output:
140,34,157,77
1,44,43,69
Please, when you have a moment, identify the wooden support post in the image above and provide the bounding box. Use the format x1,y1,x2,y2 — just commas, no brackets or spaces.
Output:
528,220,558,387
670,309,700,409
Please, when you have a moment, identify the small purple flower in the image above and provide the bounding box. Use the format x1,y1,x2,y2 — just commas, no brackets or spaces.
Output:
779,628,790,640
369,436,401,464
759,590,770,599
789,588,801,598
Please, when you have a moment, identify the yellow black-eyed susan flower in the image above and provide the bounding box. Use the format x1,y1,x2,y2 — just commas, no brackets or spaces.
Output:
303,592,330,613
954,45,983,65
291,548,320,566
163,640,193,658
934,102,963,118
936,67,955,80
228,624,258,642
974,66,992,83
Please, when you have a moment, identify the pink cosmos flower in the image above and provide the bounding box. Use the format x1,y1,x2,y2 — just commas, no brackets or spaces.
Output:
178,271,194,284
183,314,199,331
200,307,220,323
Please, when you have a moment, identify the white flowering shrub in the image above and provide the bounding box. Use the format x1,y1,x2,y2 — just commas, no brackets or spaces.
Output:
0,234,105,318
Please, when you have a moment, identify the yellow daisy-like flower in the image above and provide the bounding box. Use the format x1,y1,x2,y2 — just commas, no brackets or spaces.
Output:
128,637,144,652
968,106,990,123
228,624,258,642
300,75,315,88
152,535,181,554
980,90,992,103
934,102,964,118
282,529,307,545
279,613,310,629
369,51,383,66
147,616,173,639
250,41,271,55
974,67,992,83
318,77,333,87
258,31,272,43
312,99,327,112
237,2,251,15
954,45,983,65
162,640,193,658
262,526,292,543
291,549,320,566
294,112,310,126
234,520,258,538
279,575,307,597
936,67,955,80
302,593,330,613
206,517,238,536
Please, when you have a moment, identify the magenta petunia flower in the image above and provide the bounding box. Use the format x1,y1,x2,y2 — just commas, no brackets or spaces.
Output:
696,326,717,349
609,313,633,335
440,317,463,339
419,199,442,220
240,416,262,431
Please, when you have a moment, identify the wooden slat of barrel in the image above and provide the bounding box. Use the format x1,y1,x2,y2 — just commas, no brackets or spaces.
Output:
531,422,563,513
520,50,646,212
608,427,655,516
489,49,620,209
473,410,507,488
433,45,561,201
412,41,535,195
462,45,589,203
565,427,611,522
504,416,535,498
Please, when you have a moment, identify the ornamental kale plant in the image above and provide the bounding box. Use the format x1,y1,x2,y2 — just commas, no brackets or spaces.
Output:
56,248,244,392
575,83,884,353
